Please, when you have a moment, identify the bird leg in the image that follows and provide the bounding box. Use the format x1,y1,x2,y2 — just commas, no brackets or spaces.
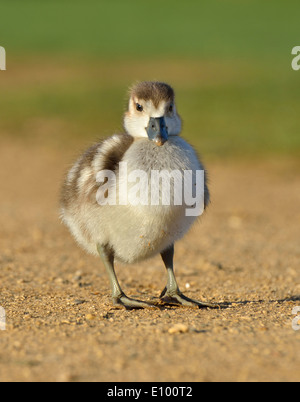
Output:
97,244,157,310
160,245,217,308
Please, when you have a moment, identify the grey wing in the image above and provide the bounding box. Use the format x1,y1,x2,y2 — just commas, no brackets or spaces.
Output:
60,134,134,210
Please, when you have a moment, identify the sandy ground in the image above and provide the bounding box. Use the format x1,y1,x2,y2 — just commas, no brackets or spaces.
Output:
0,140,299,382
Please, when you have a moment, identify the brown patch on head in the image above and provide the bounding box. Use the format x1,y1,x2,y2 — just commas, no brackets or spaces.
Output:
130,82,175,108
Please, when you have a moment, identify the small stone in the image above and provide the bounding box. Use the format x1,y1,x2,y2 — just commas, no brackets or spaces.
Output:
168,323,189,334
73,270,82,281
74,299,85,305
86,314,96,321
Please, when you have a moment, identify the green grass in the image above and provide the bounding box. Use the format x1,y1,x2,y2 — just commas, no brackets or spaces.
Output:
0,0,300,158
1,0,299,60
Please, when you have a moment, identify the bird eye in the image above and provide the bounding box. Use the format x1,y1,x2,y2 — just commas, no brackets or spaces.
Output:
169,104,174,113
136,103,143,112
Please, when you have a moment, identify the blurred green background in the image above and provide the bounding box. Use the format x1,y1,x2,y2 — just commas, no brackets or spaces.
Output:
0,0,299,159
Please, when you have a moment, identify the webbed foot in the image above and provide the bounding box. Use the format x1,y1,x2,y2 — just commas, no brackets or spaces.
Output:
160,287,217,309
113,293,158,310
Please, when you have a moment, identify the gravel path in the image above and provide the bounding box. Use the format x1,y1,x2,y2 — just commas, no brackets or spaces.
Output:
0,141,299,382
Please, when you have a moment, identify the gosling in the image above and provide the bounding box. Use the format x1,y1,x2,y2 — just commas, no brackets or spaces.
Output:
60,81,215,309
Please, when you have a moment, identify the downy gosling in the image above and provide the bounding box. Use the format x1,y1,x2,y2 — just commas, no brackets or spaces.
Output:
60,81,215,309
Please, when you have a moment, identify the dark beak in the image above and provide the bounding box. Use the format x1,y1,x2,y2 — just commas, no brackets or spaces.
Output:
146,117,168,146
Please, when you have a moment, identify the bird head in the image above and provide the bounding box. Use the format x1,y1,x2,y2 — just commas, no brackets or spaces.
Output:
124,82,182,146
